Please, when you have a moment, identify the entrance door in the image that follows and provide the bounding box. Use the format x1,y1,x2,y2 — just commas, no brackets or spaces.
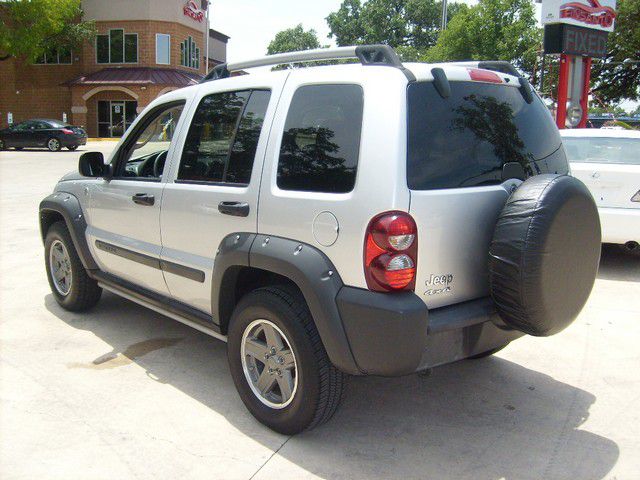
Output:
110,101,126,137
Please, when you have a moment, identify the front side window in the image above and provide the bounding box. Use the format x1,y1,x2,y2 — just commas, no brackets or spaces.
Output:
115,103,184,180
178,90,271,185
156,34,171,65
277,84,364,193
97,29,138,64
563,137,640,165
180,36,200,70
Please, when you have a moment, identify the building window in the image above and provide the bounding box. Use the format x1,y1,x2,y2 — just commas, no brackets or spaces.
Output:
156,34,171,65
97,29,138,64
35,47,72,65
180,36,200,70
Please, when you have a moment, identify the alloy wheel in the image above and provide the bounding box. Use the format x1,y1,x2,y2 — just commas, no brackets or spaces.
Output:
48,138,60,151
49,239,72,295
241,319,298,409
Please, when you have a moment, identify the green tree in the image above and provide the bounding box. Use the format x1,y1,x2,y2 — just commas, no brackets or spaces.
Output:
326,0,466,61
0,0,95,62
423,0,540,78
591,0,640,103
267,24,321,55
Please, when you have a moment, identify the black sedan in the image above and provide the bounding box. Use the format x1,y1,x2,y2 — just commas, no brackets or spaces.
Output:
0,119,87,152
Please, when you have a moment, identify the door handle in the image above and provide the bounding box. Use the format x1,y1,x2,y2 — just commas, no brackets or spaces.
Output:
132,193,155,206
218,201,250,217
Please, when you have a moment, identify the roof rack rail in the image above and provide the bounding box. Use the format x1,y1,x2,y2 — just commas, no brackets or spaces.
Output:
200,44,415,83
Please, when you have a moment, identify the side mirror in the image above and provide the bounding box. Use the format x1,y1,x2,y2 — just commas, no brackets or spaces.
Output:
79,152,109,178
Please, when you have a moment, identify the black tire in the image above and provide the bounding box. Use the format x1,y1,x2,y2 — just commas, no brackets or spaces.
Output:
14,147,23,151
45,221,102,311
0,139,5,150
67,145,78,151
227,286,346,434
467,345,507,360
47,137,61,152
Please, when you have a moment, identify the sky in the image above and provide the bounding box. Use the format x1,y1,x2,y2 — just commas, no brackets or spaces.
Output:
210,0,482,61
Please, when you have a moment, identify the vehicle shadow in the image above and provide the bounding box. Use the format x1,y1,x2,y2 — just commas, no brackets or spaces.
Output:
597,244,640,282
45,293,620,480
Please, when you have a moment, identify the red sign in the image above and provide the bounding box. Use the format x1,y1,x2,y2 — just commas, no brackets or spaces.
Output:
183,0,204,22
559,0,616,28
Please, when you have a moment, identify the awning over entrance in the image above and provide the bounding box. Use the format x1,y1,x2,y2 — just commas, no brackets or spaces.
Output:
63,67,203,87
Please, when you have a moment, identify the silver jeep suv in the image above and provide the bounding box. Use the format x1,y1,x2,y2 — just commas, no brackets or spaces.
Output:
39,45,601,434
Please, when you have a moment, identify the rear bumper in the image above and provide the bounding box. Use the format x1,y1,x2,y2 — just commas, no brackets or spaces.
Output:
599,207,640,244
61,135,87,147
336,288,523,376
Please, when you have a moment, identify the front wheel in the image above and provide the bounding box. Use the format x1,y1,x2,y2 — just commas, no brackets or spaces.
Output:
45,221,102,311
47,138,61,152
227,286,345,434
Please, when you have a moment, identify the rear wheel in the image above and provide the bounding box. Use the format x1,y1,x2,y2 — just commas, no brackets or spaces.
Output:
227,286,346,434
45,222,102,311
47,138,61,152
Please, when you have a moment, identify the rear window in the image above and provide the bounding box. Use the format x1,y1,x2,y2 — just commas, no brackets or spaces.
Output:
407,81,568,190
563,136,640,165
277,84,364,193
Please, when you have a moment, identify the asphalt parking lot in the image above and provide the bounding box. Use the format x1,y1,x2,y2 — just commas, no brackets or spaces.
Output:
1,143,639,480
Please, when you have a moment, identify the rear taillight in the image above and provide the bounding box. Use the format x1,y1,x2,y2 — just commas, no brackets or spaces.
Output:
632,190,640,202
364,211,417,292
61,129,74,135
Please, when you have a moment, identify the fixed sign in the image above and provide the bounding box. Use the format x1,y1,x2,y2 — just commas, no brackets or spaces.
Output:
544,23,609,57
542,0,617,32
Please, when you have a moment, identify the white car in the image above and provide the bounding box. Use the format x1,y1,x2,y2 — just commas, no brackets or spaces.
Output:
561,129,640,251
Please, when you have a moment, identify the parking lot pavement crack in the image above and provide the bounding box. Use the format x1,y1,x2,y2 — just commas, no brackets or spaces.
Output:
248,436,292,480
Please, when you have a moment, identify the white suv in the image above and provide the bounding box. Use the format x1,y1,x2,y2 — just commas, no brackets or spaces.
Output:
40,45,602,434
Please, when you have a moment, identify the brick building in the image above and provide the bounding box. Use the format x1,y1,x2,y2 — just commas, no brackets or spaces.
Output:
0,0,228,137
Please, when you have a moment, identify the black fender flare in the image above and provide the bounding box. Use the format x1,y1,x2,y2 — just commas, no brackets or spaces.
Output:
39,192,98,271
211,233,361,375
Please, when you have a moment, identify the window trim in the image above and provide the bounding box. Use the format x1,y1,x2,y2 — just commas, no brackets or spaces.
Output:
111,100,186,182
96,29,138,64
155,33,171,65
175,89,272,187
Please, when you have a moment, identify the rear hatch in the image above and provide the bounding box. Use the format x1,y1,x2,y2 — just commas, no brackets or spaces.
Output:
563,134,640,209
406,70,568,308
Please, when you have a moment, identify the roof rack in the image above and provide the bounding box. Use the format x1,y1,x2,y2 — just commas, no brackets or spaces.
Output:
201,44,415,83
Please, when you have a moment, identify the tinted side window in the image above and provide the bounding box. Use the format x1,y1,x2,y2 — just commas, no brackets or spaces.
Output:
178,91,249,183
227,90,271,184
277,84,364,193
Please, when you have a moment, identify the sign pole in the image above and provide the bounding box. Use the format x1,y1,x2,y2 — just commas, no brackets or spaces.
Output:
578,57,591,128
556,53,570,129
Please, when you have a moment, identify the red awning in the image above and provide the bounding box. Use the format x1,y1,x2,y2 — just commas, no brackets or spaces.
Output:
63,67,203,87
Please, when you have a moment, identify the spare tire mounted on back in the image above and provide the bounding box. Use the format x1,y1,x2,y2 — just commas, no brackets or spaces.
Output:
489,174,601,337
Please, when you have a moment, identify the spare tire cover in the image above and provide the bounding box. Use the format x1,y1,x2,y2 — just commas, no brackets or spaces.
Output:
489,174,601,337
